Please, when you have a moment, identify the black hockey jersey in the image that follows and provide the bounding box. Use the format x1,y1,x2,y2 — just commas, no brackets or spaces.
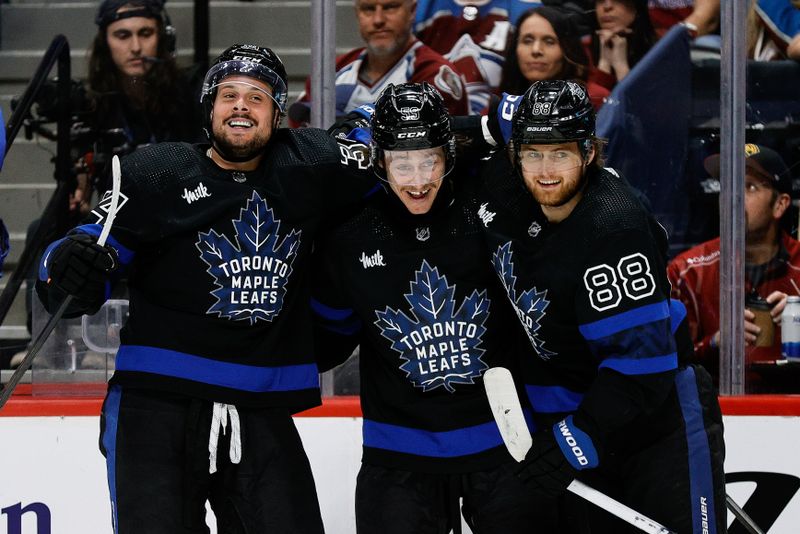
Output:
477,153,690,449
40,130,374,411
312,178,524,473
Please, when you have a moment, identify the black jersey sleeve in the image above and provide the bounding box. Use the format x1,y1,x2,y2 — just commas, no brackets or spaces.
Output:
571,227,679,447
310,242,362,372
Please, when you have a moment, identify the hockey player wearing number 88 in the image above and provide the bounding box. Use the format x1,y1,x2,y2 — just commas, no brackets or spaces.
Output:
311,82,564,533
476,79,727,533
36,43,376,534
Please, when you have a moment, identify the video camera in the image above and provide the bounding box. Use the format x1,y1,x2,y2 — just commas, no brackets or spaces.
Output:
11,78,133,193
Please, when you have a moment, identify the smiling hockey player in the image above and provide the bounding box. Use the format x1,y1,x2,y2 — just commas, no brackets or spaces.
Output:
311,82,562,534
475,79,727,533
36,43,374,534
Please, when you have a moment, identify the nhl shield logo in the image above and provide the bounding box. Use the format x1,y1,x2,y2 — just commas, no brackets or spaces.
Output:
528,221,542,237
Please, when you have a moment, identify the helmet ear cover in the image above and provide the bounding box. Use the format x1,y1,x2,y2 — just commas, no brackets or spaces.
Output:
200,44,288,140
369,82,455,182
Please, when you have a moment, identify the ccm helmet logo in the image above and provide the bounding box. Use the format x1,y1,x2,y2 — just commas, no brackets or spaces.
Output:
397,131,427,139
526,126,552,132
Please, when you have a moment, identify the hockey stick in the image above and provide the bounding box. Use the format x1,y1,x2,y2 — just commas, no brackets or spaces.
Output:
0,155,123,410
726,494,765,534
483,367,677,534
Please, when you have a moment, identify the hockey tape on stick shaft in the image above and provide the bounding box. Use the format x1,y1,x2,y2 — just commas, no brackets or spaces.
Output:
726,494,765,534
0,156,123,410
483,367,677,534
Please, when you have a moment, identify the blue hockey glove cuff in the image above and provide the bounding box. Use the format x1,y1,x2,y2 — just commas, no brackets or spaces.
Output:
327,106,374,139
346,127,372,145
553,415,599,471
351,104,374,121
485,93,521,146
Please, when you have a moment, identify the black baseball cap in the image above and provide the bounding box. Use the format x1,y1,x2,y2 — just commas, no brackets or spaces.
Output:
95,0,164,29
704,144,792,194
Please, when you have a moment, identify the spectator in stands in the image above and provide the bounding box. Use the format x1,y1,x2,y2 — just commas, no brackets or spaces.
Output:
668,144,799,393
747,0,800,61
288,0,469,126
86,0,201,193
586,0,657,93
500,6,609,109
649,0,720,37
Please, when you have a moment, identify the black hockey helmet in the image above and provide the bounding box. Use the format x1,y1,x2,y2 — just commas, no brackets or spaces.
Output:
511,80,594,146
200,44,288,139
370,82,455,181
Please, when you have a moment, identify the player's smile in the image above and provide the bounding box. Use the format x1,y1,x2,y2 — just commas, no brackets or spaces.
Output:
226,115,256,131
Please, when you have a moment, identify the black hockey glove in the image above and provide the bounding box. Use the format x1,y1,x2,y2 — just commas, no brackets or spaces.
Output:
516,416,599,498
327,104,374,139
38,233,118,317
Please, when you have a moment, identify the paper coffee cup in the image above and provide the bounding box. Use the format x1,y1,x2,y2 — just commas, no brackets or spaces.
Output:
749,304,775,348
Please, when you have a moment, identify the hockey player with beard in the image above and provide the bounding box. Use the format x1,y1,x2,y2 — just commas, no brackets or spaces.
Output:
35,44,375,534
311,82,561,533
475,80,727,533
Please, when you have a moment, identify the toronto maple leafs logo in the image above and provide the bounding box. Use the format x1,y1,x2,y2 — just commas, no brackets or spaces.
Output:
374,260,490,393
492,242,556,360
196,191,301,324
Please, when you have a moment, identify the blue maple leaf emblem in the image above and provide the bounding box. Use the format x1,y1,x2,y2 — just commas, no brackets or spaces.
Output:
195,191,301,324
492,242,556,360
374,260,490,393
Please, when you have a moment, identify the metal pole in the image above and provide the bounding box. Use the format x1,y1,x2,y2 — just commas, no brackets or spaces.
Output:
718,0,747,395
193,0,210,73
310,0,337,129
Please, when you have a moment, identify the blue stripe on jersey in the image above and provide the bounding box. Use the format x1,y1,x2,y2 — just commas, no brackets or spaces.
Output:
115,345,320,392
670,299,687,334
101,385,122,534
580,301,678,374
579,301,670,340
311,298,362,336
363,418,506,457
75,223,135,266
599,353,677,375
525,384,584,413
675,366,719,534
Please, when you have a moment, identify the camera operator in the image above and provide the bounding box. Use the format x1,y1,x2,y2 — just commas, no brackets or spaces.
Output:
9,0,202,369
85,0,203,193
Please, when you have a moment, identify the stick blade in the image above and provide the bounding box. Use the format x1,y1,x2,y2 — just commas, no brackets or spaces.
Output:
484,367,532,462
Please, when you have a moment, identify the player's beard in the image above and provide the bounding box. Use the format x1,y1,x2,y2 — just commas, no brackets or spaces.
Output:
528,171,587,208
212,123,272,161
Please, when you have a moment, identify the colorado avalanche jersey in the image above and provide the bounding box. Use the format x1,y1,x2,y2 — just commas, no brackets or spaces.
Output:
476,153,691,446
312,181,523,473
414,0,522,93
43,132,373,411
289,40,469,127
